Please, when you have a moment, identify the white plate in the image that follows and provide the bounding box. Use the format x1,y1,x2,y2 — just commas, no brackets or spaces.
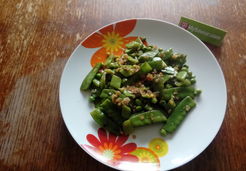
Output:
59,19,227,171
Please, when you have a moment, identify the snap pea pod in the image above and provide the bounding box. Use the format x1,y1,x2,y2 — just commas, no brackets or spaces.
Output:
124,62,152,85
126,41,142,49
90,108,120,135
176,71,187,81
153,75,171,92
139,50,159,62
100,99,123,124
80,63,102,90
169,53,187,67
123,120,134,135
110,75,122,89
140,62,152,73
100,72,106,88
92,79,101,87
127,56,139,64
104,54,114,66
160,96,196,136
161,86,198,100
100,89,116,98
123,110,167,135
81,38,201,136
119,65,138,77
159,48,173,61
90,108,106,126
148,57,167,70
121,105,131,119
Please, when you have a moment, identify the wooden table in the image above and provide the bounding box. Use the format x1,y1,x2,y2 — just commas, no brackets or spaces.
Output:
1,0,245,170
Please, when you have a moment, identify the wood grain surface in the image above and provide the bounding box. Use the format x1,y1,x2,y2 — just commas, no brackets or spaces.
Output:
0,0,246,170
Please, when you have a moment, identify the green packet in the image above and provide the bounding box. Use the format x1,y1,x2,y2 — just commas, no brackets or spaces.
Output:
179,16,227,46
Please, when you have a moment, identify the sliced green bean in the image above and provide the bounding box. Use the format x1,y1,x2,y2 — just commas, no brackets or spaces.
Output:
148,57,167,70
90,108,106,126
121,105,131,119
110,75,122,89
140,62,152,74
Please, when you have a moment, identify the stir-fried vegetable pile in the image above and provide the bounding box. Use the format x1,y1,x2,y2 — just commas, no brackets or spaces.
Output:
81,37,201,136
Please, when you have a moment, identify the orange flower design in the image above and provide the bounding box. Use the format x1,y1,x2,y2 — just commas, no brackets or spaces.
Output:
82,19,138,66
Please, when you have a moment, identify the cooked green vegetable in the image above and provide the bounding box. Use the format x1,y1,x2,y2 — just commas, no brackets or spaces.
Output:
81,37,201,136
80,63,102,90
160,96,196,136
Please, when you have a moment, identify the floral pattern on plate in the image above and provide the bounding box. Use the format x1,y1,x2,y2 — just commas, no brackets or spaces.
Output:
82,128,168,170
82,19,138,66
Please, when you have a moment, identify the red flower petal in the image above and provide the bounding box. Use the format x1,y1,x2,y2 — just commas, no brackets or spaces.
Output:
120,143,137,154
82,32,104,48
108,132,117,144
115,135,128,147
120,154,139,162
99,24,114,35
86,134,101,147
98,128,108,144
114,19,137,37
90,48,108,67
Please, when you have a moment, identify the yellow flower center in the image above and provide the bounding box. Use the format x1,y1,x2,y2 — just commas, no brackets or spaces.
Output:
102,31,123,53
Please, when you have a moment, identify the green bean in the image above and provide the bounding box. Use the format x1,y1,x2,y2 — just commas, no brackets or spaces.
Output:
100,99,122,124
135,99,142,106
100,72,106,88
159,48,173,60
91,108,120,135
121,105,131,119
90,108,106,126
92,79,101,87
110,75,122,89
162,66,176,75
96,73,102,79
123,90,135,98
176,71,187,81
144,104,153,111
123,120,134,135
126,41,142,50
80,63,102,90
139,50,159,62
153,75,171,92
131,110,166,127
119,65,138,77
81,38,201,135
140,62,152,74
108,62,119,69
127,56,139,64
160,96,196,136
169,53,187,67
89,95,96,102
123,110,167,135
148,57,167,70
151,98,158,104
105,54,114,66
100,89,116,98
135,106,142,111
161,86,197,100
